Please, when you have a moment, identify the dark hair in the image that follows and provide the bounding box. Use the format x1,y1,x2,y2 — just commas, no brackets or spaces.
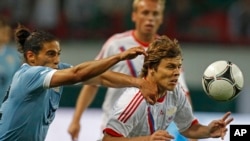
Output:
139,35,182,77
14,24,58,60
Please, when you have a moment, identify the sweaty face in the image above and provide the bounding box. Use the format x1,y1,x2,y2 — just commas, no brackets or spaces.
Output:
132,0,163,36
33,41,61,69
150,56,182,92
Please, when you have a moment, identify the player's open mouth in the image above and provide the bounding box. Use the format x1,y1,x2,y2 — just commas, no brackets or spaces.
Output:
145,24,154,30
169,79,178,84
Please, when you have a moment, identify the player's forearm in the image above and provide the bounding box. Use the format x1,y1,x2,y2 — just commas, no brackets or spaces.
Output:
74,55,122,82
99,71,142,88
182,124,210,139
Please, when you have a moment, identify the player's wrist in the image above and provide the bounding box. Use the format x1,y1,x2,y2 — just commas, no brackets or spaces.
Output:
134,78,143,89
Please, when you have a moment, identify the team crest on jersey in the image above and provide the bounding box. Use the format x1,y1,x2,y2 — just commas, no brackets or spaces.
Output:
165,107,177,121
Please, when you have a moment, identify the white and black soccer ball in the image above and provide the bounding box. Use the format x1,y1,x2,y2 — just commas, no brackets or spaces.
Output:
202,60,244,101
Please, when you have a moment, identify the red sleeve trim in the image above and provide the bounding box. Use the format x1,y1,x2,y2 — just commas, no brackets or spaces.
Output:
103,128,124,137
191,119,199,126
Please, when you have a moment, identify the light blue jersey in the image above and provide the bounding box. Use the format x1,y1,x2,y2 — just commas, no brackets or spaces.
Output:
167,122,188,141
0,45,21,107
0,62,71,141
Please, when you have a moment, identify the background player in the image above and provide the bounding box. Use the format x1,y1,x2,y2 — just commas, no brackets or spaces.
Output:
68,0,195,141
0,17,21,107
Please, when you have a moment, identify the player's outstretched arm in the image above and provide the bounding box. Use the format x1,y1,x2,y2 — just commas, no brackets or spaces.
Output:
50,46,146,87
182,112,233,139
68,85,99,141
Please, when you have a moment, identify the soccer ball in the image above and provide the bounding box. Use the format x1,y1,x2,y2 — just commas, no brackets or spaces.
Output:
202,60,244,101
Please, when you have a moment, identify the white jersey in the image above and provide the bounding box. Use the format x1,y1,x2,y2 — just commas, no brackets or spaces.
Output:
95,30,189,129
103,84,197,137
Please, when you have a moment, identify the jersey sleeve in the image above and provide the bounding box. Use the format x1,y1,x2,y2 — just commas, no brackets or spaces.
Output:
103,88,144,137
173,84,196,132
40,63,72,88
23,66,56,90
95,35,121,60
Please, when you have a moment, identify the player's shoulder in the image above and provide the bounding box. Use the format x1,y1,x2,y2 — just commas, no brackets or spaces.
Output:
58,62,73,69
119,87,141,100
111,30,133,39
105,30,133,44
123,87,140,95
171,83,186,97
116,87,145,108
18,63,52,78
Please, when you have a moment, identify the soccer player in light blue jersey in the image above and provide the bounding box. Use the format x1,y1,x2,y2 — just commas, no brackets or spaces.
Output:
0,24,158,141
0,17,21,107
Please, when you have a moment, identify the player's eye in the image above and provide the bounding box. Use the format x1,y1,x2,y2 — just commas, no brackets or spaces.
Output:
166,65,176,70
153,11,159,17
142,10,149,16
166,64,182,70
178,65,182,69
47,51,57,57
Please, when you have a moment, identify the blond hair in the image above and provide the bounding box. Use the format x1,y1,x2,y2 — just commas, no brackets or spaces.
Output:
132,0,166,11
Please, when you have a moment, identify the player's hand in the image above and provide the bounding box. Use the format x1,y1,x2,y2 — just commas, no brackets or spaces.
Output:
68,121,81,141
208,112,234,140
119,46,147,60
140,79,158,105
150,130,174,141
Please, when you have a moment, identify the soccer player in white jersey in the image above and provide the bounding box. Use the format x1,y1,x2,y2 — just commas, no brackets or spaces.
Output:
0,25,158,141
68,0,195,141
0,17,21,107
102,35,233,141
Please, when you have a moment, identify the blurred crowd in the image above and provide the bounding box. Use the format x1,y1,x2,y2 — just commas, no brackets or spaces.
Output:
0,0,249,44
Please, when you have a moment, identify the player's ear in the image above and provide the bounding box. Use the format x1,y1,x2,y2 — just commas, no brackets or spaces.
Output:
26,51,36,64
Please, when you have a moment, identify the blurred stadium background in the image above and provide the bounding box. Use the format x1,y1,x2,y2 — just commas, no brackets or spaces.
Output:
1,0,249,140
